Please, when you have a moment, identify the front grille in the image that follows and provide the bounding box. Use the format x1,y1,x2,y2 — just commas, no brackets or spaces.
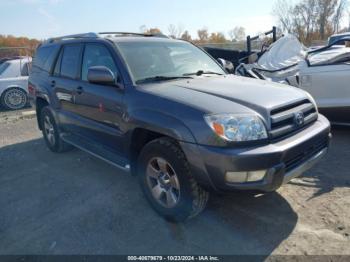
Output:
285,135,328,172
269,99,318,140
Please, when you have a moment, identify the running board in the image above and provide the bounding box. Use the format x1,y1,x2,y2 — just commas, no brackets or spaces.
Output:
331,122,350,127
60,133,130,172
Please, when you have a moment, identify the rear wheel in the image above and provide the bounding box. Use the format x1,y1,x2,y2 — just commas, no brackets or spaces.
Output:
138,138,209,222
1,88,27,110
40,106,73,153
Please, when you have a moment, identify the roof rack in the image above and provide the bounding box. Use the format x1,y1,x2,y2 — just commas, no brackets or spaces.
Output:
46,32,169,43
99,32,169,38
47,32,99,43
99,32,150,36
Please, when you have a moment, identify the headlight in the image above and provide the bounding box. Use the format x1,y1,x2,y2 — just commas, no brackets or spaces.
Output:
204,114,268,142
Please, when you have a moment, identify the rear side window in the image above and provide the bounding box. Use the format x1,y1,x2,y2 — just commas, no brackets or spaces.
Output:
33,45,59,72
0,62,9,75
21,62,32,76
60,44,82,79
53,50,63,76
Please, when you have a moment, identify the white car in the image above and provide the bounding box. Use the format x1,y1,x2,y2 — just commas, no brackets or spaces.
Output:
0,57,32,110
236,35,350,125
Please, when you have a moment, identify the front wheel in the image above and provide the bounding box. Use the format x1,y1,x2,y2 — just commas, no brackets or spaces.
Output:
138,138,209,222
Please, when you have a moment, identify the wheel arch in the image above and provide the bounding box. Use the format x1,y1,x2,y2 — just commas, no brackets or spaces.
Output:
35,97,50,130
128,109,196,143
128,128,181,176
0,85,28,96
127,110,197,176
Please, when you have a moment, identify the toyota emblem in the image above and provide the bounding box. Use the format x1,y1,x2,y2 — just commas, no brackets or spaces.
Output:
294,112,305,127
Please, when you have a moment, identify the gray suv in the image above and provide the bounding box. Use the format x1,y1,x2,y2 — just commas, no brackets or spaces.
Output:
29,32,331,222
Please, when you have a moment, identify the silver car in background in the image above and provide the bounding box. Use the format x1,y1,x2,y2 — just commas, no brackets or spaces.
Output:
0,56,32,110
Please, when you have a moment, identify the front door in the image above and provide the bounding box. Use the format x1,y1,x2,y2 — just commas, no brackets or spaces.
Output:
73,43,125,154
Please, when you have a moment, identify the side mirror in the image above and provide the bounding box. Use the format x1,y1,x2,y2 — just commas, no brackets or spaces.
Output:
217,58,234,73
87,66,116,85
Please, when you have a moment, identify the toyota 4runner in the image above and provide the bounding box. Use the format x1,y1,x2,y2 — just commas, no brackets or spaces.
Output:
29,32,331,222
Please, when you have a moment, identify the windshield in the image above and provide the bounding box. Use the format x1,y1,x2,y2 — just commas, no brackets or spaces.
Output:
115,40,225,83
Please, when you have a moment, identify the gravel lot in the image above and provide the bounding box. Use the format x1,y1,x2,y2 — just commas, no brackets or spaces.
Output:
0,109,349,256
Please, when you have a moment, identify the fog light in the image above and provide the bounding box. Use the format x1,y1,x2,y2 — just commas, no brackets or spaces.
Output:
247,170,266,182
225,172,248,183
225,170,266,183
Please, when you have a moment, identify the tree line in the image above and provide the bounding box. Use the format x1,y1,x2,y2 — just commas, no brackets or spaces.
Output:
0,35,40,58
1,0,349,56
141,25,246,44
143,0,350,46
0,26,246,59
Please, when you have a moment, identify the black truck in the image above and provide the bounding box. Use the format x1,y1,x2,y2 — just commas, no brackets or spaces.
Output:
29,32,331,222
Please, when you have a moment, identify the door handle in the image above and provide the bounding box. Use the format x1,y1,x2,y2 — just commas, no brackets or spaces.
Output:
51,80,56,87
76,86,84,95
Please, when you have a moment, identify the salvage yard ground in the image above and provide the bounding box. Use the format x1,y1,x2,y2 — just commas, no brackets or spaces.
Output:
0,109,349,255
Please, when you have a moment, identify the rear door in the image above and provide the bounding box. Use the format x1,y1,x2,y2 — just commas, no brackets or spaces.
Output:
51,43,84,132
73,42,125,153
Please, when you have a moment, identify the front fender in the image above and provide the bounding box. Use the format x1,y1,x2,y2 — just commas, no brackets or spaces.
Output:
128,109,197,143
127,109,217,189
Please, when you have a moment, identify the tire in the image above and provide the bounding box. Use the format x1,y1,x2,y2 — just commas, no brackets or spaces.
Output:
1,87,27,110
40,106,73,153
137,137,209,222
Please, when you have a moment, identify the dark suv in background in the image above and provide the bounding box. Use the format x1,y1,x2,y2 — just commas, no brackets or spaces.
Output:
29,32,331,222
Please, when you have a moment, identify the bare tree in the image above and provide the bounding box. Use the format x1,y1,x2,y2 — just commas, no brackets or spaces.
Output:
293,0,318,43
167,24,185,39
317,0,338,39
176,24,185,38
197,28,209,43
181,31,192,41
168,24,177,38
273,0,294,33
227,27,245,42
333,0,347,33
233,26,246,41
228,29,235,41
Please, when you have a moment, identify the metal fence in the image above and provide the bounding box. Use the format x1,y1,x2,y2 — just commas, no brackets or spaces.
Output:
0,47,32,59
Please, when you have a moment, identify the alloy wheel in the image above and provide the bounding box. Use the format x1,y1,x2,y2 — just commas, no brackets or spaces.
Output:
4,89,27,109
44,115,56,146
146,157,181,208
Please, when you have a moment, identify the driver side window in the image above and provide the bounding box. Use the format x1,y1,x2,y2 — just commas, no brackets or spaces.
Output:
81,44,118,82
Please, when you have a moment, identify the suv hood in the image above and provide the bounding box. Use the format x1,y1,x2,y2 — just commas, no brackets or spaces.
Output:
141,75,310,119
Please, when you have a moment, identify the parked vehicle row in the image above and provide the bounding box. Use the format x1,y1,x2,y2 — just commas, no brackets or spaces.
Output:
29,32,330,221
235,34,350,125
0,56,32,110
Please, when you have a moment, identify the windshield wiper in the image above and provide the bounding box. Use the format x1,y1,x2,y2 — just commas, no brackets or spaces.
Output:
136,75,193,84
183,70,224,76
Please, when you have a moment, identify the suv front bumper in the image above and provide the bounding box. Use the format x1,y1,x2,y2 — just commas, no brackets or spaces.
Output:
180,114,331,192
